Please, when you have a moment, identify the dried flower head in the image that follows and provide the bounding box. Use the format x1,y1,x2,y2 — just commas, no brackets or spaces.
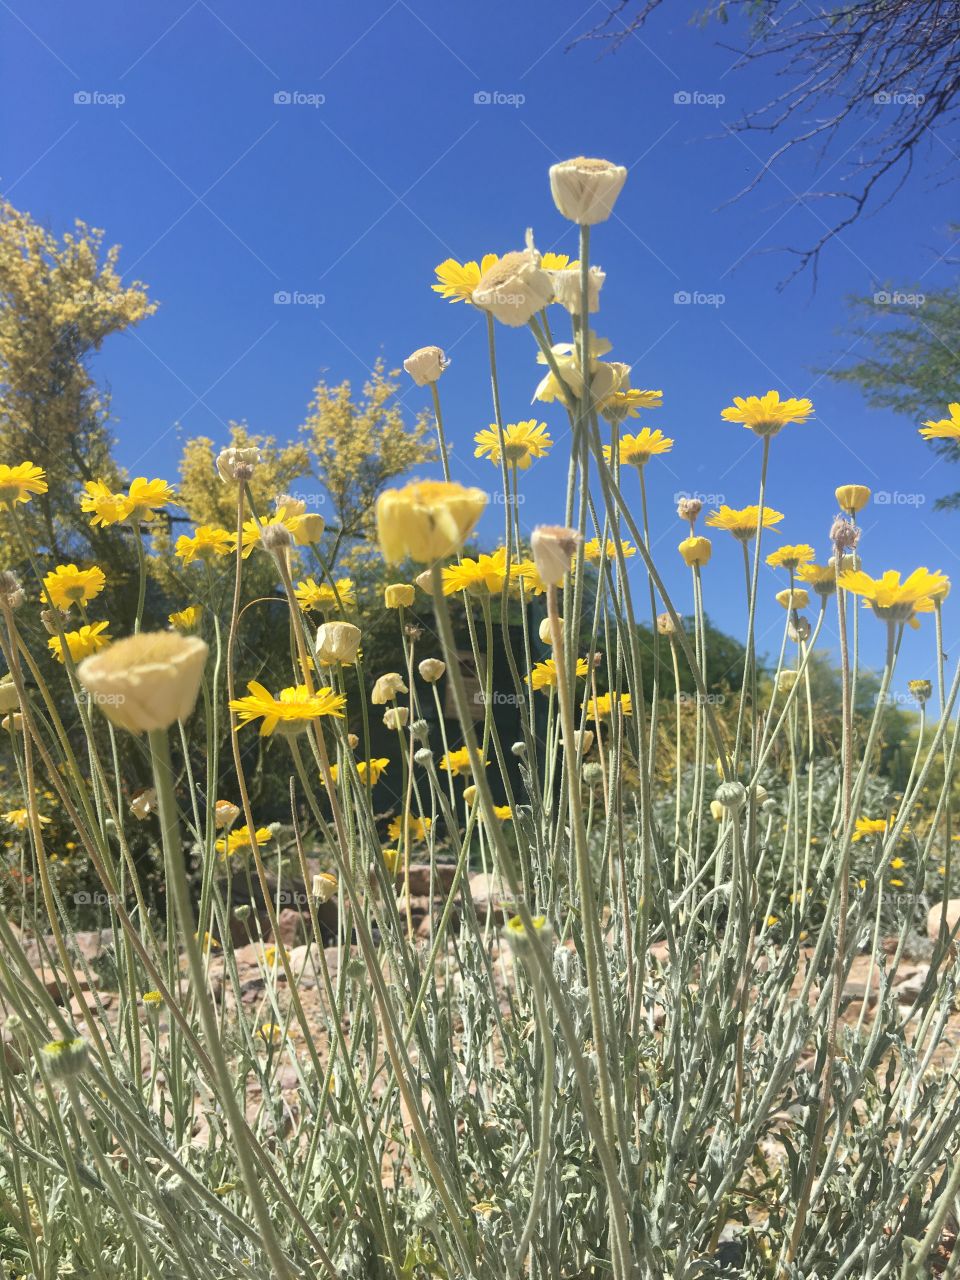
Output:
78,632,209,734
472,246,554,327
315,621,362,665
418,658,446,683
549,156,628,225
216,446,261,483
531,525,580,588
371,672,408,705
677,497,702,525
403,345,449,387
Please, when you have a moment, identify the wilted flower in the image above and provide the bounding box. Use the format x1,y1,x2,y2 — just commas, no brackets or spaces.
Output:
216,446,260,482
0,571,24,610
214,799,241,829
403,345,449,386
315,621,362,665
418,658,445,683
377,480,487,564
312,871,338,903
79,632,208,734
677,497,702,526
129,788,158,821
656,612,676,637
472,247,554,326
383,706,409,730
830,516,861,553
531,525,580,588
550,264,605,314
371,673,408,704
777,670,799,694
549,156,628,225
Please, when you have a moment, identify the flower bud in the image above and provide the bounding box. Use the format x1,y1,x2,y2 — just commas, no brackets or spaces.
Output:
709,800,725,822
403,345,449,387
715,781,747,811
775,588,809,611
290,513,325,545
656,612,676,637
371,672,408,704
677,497,702,525
582,762,604,785
385,583,415,609
347,733,360,750
463,784,478,806
549,156,628,225
414,747,433,765
418,658,446,683
511,741,526,757
233,904,251,923
531,524,580,587
40,1037,89,1081
0,678,19,715
908,679,932,705
315,621,362,665
142,990,163,1016
411,718,430,743
777,670,799,694
678,536,711,567
538,617,559,645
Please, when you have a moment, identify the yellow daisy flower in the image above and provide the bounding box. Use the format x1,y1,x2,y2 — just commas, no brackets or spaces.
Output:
919,403,960,440
721,391,814,437
169,605,203,631
474,420,553,470
387,814,432,842
237,511,298,558
852,815,890,842
600,387,664,422
327,757,390,787
796,562,837,597
602,428,673,468
706,505,784,541
43,564,106,609
587,691,632,720
513,559,548,596
0,462,47,507
490,805,513,821
583,537,637,563
2,809,51,829
528,657,589,691
433,253,574,303
175,525,235,564
442,549,508,597
439,747,487,777
48,621,112,665
766,545,814,571
294,577,356,613
215,824,273,858
837,568,949,623
80,480,130,528
125,477,177,522
229,681,347,736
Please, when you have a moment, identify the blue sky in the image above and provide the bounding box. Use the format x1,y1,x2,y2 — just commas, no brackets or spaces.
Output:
2,0,956,690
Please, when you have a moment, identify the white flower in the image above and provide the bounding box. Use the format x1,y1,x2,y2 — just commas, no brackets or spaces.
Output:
78,632,209,734
550,265,605,315
216,446,261,482
531,525,581,588
418,658,446,683
383,706,409,730
129,788,158,821
549,156,628,225
371,672,408,705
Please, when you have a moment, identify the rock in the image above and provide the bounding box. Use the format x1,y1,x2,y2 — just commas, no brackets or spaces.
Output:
272,908,304,947
928,899,960,948
405,863,458,897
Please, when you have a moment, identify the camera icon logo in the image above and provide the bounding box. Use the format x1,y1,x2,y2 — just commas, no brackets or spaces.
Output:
473,90,492,105
273,290,292,305
674,90,692,105
274,90,292,105
74,91,91,105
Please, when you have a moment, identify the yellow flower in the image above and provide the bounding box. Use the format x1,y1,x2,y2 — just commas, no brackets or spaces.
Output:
679,536,712,567
587,691,632,720
796,562,837,596
169,605,202,631
720,391,813,437
432,254,500,303
237,511,299,558
80,480,129,528
920,403,960,440
852,815,890,842
2,809,51,829
601,387,664,423
294,577,356,613
706,505,784,541
229,681,347,736
328,757,390,787
835,485,871,515
775,588,809,611
766,545,814,571
504,913,549,941
583,537,637,563
491,805,513,821
0,462,46,507
125,477,177,522
890,878,905,888
442,549,508,596
513,559,548,596
533,331,613,405
440,747,487,777
175,525,235,564
602,429,673,468
890,857,905,870
48,621,111,664
474,421,553,470
43,564,106,609
387,814,432,842
766,915,779,928
215,824,273,858
258,1023,284,1046
381,847,401,877
837,568,949,623
78,632,209,733
528,657,589,691
377,480,487,564
384,583,415,609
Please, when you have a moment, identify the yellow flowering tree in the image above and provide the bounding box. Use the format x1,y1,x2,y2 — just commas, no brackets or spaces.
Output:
0,199,156,566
